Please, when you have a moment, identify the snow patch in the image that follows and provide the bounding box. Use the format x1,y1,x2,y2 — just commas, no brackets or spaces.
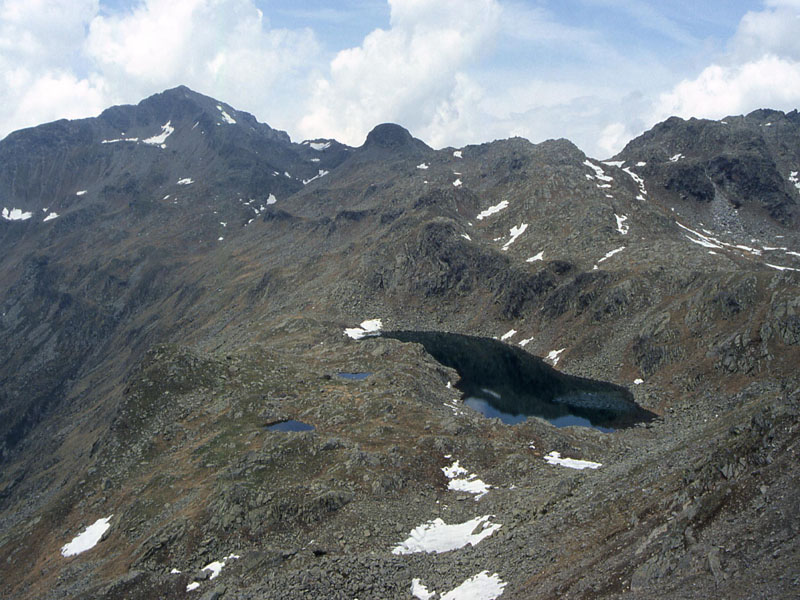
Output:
584,160,613,182
636,161,647,167
307,141,331,151
177,178,194,185
597,246,625,265
461,233,472,241
142,121,174,146
417,163,429,170
392,515,502,555
518,337,533,347
61,516,113,557
766,263,800,272
303,170,329,185
623,167,648,197
453,178,462,187
615,214,629,235
676,222,759,253
101,137,137,144
544,451,601,470
442,459,491,499
2,207,33,221
669,153,684,162
43,212,59,222
412,578,436,600
547,348,565,366
76,190,87,196
526,251,544,262
477,200,508,220
502,224,528,251
217,106,236,124
634,378,644,385
442,460,468,479
500,329,516,341
267,194,277,205
789,171,800,192
186,554,240,592
453,150,462,158
344,319,383,340
681,232,722,249
603,160,624,167
441,572,507,600
732,244,762,256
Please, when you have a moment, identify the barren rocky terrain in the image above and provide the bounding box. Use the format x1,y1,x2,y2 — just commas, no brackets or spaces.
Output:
0,87,798,599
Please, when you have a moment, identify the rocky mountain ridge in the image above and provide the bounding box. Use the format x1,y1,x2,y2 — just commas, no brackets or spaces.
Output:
0,87,798,599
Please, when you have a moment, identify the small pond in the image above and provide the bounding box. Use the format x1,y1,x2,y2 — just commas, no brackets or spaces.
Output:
382,330,655,432
267,420,315,432
337,372,372,380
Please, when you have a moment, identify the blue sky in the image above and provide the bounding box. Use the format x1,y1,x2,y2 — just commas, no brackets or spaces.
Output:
1,0,798,156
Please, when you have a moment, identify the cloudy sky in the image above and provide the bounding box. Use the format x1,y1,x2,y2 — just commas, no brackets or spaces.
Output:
1,0,798,156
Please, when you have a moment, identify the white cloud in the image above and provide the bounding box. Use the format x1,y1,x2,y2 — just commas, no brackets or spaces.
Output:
732,0,800,62
597,122,633,158
0,0,320,140
0,0,103,136
0,0,98,68
652,1,800,125
2,71,107,133
84,0,319,118
419,73,487,148
298,0,501,145
654,56,800,122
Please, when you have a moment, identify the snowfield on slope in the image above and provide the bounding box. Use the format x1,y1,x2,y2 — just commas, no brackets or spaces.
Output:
477,200,509,220
2,207,33,221
61,516,113,557
142,121,174,147
185,554,240,592
344,319,383,339
412,572,507,600
217,106,236,124
392,515,502,554
502,224,528,251
442,458,491,499
547,348,565,366
544,451,602,470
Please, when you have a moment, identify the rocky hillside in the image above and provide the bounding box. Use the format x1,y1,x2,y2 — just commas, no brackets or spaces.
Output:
614,109,800,230
0,88,798,599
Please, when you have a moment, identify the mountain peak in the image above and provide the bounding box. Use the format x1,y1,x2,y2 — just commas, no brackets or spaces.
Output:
361,123,431,154
96,85,291,146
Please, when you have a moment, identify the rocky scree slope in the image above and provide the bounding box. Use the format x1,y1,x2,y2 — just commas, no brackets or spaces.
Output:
614,109,800,231
0,88,798,599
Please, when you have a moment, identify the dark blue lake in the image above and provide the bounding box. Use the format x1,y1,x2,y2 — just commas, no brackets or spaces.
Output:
382,330,654,432
267,420,315,432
